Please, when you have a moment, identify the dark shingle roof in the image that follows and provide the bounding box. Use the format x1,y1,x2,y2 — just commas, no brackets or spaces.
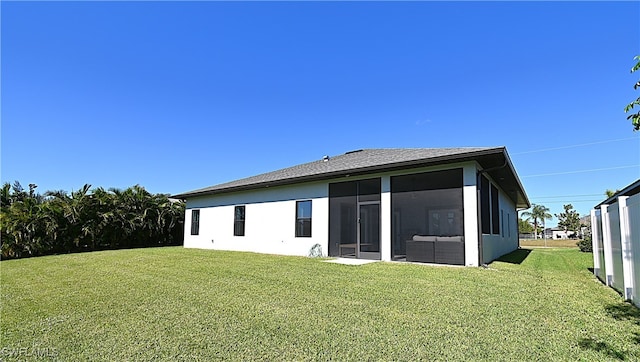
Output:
173,147,530,208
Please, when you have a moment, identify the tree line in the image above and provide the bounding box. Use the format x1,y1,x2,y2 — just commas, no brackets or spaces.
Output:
519,203,583,239
1,181,185,260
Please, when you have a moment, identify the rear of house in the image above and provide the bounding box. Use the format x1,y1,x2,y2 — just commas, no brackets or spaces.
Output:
173,147,530,267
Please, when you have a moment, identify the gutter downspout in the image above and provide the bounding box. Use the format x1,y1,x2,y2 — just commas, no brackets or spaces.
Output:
477,158,509,267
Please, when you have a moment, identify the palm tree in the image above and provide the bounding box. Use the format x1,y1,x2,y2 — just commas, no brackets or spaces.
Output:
605,189,620,198
1,188,50,258
54,184,94,251
521,204,552,243
2,180,185,259
1,182,12,208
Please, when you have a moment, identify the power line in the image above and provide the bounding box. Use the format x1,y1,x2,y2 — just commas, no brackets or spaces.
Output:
527,200,603,204
521,165,640,178
511,136,639,155
529,194,604,199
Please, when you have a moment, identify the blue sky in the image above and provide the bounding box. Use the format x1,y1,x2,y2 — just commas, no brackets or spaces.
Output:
2,1,639,226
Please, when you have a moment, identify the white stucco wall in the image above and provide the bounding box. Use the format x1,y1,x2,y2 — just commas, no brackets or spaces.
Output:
380,176,392,261
463,164,480,266
184,181,329,257
481,176,519,265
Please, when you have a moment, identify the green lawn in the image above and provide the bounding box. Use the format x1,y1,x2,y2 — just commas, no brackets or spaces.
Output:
1,247,639,361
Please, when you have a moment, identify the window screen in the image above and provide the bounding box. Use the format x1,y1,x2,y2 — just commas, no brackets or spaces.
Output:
191,210,200,235
234,206,245,236
491,184,500,235
501,209,505,237
328,179,381,257
391,168,464,262
358,178,381,202
480,175,491,234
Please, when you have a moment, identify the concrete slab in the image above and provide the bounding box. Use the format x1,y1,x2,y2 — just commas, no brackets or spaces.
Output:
324,258,379,265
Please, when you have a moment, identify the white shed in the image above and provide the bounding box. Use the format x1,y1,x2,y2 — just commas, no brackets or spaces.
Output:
591,179,640,306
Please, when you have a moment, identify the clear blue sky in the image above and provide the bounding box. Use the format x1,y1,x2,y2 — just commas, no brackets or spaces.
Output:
2,1,639,226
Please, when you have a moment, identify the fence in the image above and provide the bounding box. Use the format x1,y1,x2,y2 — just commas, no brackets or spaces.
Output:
518,233,536,240
591,190,640,307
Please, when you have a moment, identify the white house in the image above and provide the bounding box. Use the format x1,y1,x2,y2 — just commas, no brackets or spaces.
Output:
173,148,530,267
543,227,572,240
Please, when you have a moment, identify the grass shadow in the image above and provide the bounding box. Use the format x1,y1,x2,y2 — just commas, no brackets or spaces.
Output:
578,337,626,360
605,301,640,326
494,248,532,264
583,301,640,358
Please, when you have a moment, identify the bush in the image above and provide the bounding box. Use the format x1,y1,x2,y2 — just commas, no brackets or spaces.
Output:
1,182,185,260
577,237,592,253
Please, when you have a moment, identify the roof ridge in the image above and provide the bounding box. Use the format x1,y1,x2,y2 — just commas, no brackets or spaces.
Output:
352,146,500,150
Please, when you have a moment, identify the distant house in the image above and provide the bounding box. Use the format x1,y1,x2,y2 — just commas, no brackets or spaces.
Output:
173,148,530,266
544,227,571,239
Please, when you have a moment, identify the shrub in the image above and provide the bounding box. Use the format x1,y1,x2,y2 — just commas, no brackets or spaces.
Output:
577,237,592,253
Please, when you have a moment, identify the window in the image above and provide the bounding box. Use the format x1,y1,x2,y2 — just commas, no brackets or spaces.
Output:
234,206,245,236
501,209,505,237
191,210,200,235
295,200,312,237
480,175,501,235
507,213,511,238
480,175,491,234
491,184,500,234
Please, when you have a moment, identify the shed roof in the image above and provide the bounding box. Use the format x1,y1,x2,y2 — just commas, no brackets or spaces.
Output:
173,147,530,208
594,178,640,208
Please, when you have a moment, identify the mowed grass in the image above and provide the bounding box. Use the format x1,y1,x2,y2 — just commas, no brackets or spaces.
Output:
2,248,639,361
519,238,581,248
